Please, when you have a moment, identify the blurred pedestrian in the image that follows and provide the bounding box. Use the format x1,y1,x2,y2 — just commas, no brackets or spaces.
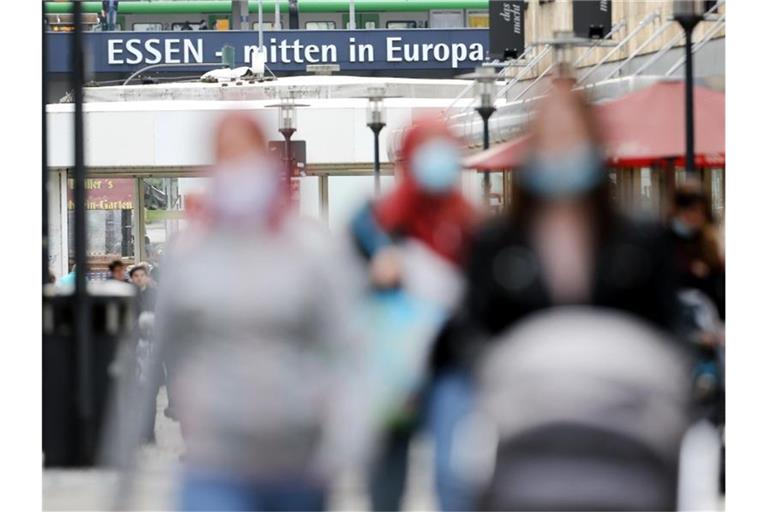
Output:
436,77,682,358
668,182,725,319
108,259,127,282
349,116,477,511
145,112,369,511
129,264,156,313
433,80,685,506
101,0,119,31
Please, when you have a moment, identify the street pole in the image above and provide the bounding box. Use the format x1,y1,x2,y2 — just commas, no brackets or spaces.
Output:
370,123,384,195
476,105,495,205
673,2,703,179
280,128,296,175
683,24,695,177
43,2,49,284
72,0,94,463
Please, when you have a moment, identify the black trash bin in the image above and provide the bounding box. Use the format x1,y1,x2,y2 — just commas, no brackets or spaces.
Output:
43,280,136,467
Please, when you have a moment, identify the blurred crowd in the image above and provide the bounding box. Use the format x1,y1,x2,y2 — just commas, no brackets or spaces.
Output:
104,76,725,511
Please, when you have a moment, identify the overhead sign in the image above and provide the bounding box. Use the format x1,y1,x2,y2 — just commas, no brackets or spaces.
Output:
46,29,490,73
489,1,525,60
573,0,613,39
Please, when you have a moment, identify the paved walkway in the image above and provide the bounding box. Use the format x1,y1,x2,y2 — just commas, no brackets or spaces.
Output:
43,387,436,511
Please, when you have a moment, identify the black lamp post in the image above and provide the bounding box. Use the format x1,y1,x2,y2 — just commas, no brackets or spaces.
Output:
367,87,386,196
277,93,297,175
673,0,705,178
474,66,497,205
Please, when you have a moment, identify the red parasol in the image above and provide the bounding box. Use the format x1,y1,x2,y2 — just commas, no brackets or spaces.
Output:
465,81,725,170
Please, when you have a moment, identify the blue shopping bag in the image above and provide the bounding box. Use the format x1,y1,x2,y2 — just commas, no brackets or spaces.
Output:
364,289,447,424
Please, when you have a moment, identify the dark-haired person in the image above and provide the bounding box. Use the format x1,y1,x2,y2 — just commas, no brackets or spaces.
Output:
668,183,725,320
130,265,157,313
433,75,684,405
108,259,127,282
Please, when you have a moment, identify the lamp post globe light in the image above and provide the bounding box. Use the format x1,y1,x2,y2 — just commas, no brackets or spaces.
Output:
673,0,705,178
367,87,387,196
474,65,497,205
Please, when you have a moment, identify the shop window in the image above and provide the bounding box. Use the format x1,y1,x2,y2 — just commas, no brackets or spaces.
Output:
141,177,210,268
66,177,136,279
305,21,336,30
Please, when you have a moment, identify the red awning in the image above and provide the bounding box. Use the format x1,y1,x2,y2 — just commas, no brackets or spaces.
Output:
465,81,725,170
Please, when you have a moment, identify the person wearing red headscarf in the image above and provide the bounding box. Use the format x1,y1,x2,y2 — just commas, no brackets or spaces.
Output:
349,116,478,511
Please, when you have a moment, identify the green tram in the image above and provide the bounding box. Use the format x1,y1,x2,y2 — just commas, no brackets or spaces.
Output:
45,0,492,32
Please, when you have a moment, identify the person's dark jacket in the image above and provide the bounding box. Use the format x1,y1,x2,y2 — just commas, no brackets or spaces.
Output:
431,216,683,372
667,228,725,320
137,286,157,313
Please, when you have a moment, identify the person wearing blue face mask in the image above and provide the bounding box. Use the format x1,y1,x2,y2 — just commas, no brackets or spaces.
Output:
348,116,479,511
432,80,688,455
667,183,725,320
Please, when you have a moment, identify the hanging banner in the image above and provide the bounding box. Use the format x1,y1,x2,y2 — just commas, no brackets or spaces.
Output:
489,0,525,60
46,29,490,73
573,0,613,39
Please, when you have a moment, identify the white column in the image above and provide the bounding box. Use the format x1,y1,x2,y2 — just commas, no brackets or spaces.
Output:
275,0,281,30
47,170,69,279
349,0,356,29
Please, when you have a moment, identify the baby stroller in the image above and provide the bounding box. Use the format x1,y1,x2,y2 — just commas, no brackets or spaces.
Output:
458,308,721,511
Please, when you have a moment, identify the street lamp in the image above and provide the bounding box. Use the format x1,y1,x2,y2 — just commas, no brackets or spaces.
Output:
474,66,497,204
277,92,297,174
673,0,705,177
367,87,386,195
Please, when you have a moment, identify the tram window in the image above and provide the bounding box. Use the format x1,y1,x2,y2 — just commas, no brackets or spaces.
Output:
467,11,489,28
387,21,418,29
133,23,163,31
305,21,336,30
252,21,274,30
429,10,464,29
172,21,204,31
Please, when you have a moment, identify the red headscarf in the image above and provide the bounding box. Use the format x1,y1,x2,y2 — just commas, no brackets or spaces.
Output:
374,116,477,266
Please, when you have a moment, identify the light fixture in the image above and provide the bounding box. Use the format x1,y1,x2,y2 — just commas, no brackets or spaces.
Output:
367,86,387,195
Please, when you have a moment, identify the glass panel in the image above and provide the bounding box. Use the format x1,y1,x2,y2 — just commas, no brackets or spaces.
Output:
429,10,464,28
711,168,725,223
387,21,418,29
67,177,135,281
467,11,490,28
142,177,210,275
639,167,654,213
305,21,336,30
172,22,205,31
133,22,163,31
489,171,504,214
326,175,398,232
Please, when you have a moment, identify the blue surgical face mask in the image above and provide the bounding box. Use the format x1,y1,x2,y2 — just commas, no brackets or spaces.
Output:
519,144,604,199
672,217,698,239
410,139,462,194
